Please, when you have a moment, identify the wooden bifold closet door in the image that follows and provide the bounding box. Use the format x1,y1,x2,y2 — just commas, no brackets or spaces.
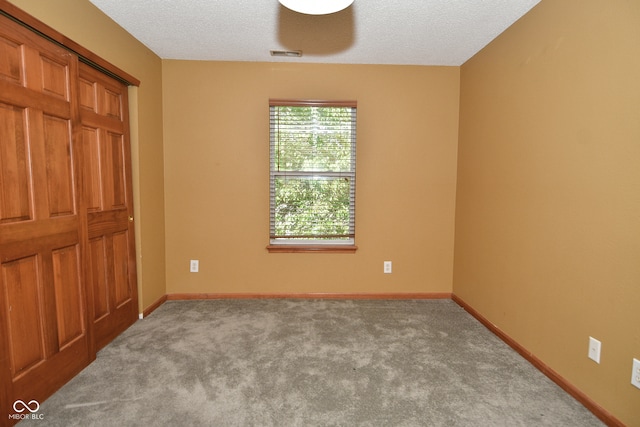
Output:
0,12,138,421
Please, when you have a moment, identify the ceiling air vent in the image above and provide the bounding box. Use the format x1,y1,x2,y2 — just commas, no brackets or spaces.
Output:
270,50,303,57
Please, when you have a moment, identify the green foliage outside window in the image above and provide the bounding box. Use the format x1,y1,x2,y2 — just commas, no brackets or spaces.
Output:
270,104,356,242
274,177,350,238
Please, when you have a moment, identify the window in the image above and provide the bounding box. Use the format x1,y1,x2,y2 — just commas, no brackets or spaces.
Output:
268,99,357,253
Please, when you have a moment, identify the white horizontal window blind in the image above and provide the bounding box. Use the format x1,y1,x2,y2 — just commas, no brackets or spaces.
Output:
269,100,356,245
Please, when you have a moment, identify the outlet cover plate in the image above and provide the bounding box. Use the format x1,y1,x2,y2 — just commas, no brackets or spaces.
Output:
383,261,392,274
632,358,640,390
588,337,601,364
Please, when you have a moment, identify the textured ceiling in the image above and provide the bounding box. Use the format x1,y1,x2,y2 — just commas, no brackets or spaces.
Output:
88,0,541,66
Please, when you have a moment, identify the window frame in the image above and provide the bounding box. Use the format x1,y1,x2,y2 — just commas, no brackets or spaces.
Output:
267,99,357,254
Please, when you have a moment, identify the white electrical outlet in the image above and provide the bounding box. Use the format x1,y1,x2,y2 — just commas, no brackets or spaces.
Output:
383,261,392,274
588,337,601,364
632,358,640,390
190,259,199,273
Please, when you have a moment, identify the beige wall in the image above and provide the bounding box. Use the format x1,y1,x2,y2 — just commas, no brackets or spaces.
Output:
8,0,167,311
454,0,640,424
162,61,459,295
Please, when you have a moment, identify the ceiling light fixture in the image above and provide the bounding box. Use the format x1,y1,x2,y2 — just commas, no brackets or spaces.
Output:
278,0,355,15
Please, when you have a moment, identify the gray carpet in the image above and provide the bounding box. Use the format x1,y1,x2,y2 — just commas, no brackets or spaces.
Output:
20,299,603,426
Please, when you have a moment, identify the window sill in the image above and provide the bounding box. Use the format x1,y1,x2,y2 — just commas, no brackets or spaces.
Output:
266,245,358,254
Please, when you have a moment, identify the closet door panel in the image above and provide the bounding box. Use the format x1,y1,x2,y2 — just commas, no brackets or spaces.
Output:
0,34,23,83
39,54,70,101
82,126,103,211
104,87,123,120
0,15,89,418
1,256,44,377
78,77,97,112
43,114,75,217
112,230,131,307
105,131,126,208
52,244,84,349
80,64,138,352
88,236,109,321
0,103,30,222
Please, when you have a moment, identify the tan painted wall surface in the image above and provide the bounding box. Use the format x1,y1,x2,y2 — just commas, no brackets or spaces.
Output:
162,61,459,295
454,0,640,424
8,0,167,311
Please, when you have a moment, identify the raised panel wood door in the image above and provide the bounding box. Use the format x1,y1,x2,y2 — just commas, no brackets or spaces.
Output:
0,17,89,412
78,64,138,352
